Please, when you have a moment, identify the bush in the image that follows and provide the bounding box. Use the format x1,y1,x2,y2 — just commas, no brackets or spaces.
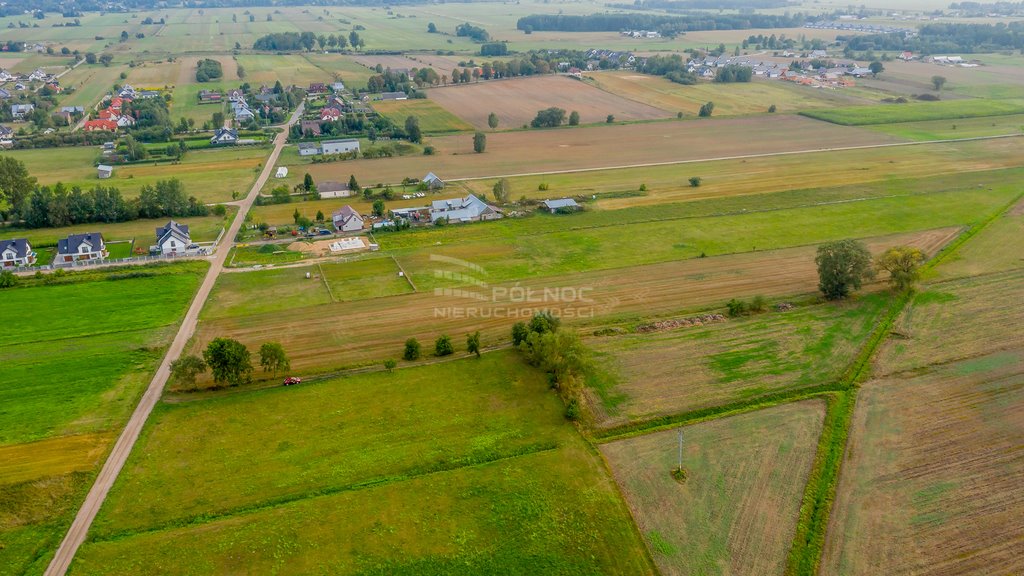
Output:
403,337,421,361
768,104,777,113
726,298,748,317
750,295,768,313
383,358,397,372
564,398,580,421
434,334,454,356
511,321,529,346
0,270,17,288
422,145,436,155
689,176,702,187
538,182,549,191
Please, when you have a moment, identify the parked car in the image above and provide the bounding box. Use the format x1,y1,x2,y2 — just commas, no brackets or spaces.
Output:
283,376,302,386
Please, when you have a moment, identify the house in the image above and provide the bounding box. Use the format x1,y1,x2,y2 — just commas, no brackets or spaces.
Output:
380,91,408,101
234,106,255,122
422,172,445,190
210,127,239,146
97,164,113,179
332,205,364,232
60,106,84,114
299,120,322,137
308,82,327,94
899,51,915,61
321,139,360,155
331,81,345,92
541,198,580,213
83,119,118,132
98,108,117,120
0,88,11,99
253,92,275,104
115,115,135,128
119,85,136,98
0,125,13,142
318,181,350,197
53,110,73,125
275,167,288,178
11,104,34,119
198,89,223,103
0,238,35,267
848,66,873,77
155,220,192,254
227,89,245,102
298,142,321,156
320,107,342,122
430,194,501,223
138,90,160,99
56,232,108,264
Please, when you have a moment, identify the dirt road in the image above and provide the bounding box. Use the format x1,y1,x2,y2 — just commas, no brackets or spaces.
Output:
43,103,305,576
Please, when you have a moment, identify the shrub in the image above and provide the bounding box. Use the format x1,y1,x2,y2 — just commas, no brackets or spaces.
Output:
0,270,18,288
511,321,529,346
689,176,702,187
726,298,748,317
403,337,421,361
564,398,580,421
538,182,549,191
750,295,768,313
434,334,454,356
383,358,397,372
768,104,777,113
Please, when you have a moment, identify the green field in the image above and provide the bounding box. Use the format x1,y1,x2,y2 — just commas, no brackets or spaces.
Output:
869,114,1024,141
202,265,332,320
227,243,307,267
801,99,1024,126
74,352,653,574
321,257,414,301
373,98,475,133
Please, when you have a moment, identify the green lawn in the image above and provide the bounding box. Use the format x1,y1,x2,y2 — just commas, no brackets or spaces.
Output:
373,98,475,133
75,351,654,574
800,98,1024,125
0,212,230,249
105,241,134,259
202,265,332,320
321,256,414,301
227,243,307,267
869,114,1024,141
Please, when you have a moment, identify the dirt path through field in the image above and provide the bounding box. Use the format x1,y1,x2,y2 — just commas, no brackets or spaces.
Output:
42,102,306,576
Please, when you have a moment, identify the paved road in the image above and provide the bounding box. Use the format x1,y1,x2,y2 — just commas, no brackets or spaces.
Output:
43,103,304,576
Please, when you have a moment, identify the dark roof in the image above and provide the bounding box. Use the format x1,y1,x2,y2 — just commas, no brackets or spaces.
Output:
0,238,30,259
156,220,190,242
542,198,579,210
57,232,104,255
318,181,347,193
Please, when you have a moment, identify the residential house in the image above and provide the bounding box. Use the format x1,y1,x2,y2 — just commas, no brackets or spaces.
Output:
332,205,364,232
331,81,345,92
98,108,118,120
298,142,321,156
11,104,34,119
308,82,327,94
119,84,137,98
0,88,11,99
28,68,49,82
0,125,13,144
115,115,135,128
53,110,73,125
422,172,445,190
0,238,35,267
253,92,275,104
97,164,113,179
56,233,108,264
430,194,501,223
83,119,118,132
155,220,192,254
321,139,360,155
227,88,245,102
210,127,238,146
541,198,580,213
320,107,342,122
234,106,255,122
14,83,26,91
318,181,350,197
380,91,408,101
138,90,160,99
60,106,84,114
299,120,322,137
899,51,915,61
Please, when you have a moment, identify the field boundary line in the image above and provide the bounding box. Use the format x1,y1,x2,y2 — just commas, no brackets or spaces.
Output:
317,262,335,302
87,441,561,544
447,133,1023,183
391,254,417,292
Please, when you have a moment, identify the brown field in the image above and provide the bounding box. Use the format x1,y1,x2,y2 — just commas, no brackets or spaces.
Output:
191,229,956,374
353,54,432,75
876,268,1024,376
127,58,184,88
857,59,1024,97
175,54,239,86
601,400,826,576
822,352,1024,576
428,75,673,129
0,433,111,486
309,114,907,185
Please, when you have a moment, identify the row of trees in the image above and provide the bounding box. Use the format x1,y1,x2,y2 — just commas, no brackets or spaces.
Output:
253,30,364,51
816,239,927,300
20,178,208,229
171,339,290,389
515,12,806,35
401,331,482,362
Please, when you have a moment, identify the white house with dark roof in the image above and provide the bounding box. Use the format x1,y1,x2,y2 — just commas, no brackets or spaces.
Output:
155,220,192,254
210,127,238,146
56,232,108,264
11,104,34,119
430,194,501,223
332,206,364,232
1,238,35,267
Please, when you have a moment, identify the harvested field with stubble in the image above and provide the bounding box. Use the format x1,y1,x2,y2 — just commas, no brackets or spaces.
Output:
601,400,826,576
312,114,906,185
822,352,1024,576
428,75,673,129
191,228,958,374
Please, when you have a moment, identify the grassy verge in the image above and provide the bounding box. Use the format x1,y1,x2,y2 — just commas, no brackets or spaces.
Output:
800,99,1024,125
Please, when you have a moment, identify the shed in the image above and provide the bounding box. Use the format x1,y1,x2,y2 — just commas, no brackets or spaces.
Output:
541,198,580,213
97,165,113,179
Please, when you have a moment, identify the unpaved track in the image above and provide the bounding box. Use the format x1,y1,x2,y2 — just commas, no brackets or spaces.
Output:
43,104,305,576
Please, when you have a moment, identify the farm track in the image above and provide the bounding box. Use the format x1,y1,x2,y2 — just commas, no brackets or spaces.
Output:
42,103,306,576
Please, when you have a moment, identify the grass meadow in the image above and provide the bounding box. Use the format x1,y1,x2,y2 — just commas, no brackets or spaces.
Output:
372,98,474,133
73,352,654,574
601,400,826,576
800,98,1024,125
0,263,206,576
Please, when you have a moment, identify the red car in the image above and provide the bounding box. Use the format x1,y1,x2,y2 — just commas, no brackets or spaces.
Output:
283,376,302,386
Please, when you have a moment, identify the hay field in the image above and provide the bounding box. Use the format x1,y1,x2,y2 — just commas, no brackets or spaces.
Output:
235,54,330,87
868,114,1024,141
74,352,653,574
310,114,905,184
301,54,376,90
932,199,1024,281
801,99,1024,125
601,400,825,576
822,353,1024,576
588,72,866,115
372,98,474,133
428,75,673,129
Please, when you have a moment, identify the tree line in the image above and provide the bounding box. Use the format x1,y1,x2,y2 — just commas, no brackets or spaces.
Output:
841,21,1024,54
20,179,209,229
515,12,807,35
253,30,363,51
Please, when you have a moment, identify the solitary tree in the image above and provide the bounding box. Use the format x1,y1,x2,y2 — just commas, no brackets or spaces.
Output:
203,337,253,386
688,176,702,187
258,342,290,377
869,61,884,77
303,173,314,191
768,104,777,113
876,246,926,292
487,112,499,129
473,132,486,153
931,75,947,91
99,54,113,67
403,337,421,361
606,114,615,123
405,116,422,143
316,210,324,222
372,199,385,217
427,22,438,33
170,354,206,387
698,101,715,117
348,174,359,191
435,334,454,356
568,110,580,126
383,358,397,372
492,178,510,203
815,239,875,300
467,331,481,358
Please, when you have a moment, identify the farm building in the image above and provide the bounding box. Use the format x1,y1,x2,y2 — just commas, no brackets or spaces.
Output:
380,91,408,101
423,172,445,190
298,142,321,156
56,233,108,264
198,90,222,103
430,194,502,223
321,139,360,155
332,206,364,232
97,165,113,179
275,167,288,178
542,198,580,213
318,181,351,198
154,220,193,255
0,238,35,267
210,127,238,146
